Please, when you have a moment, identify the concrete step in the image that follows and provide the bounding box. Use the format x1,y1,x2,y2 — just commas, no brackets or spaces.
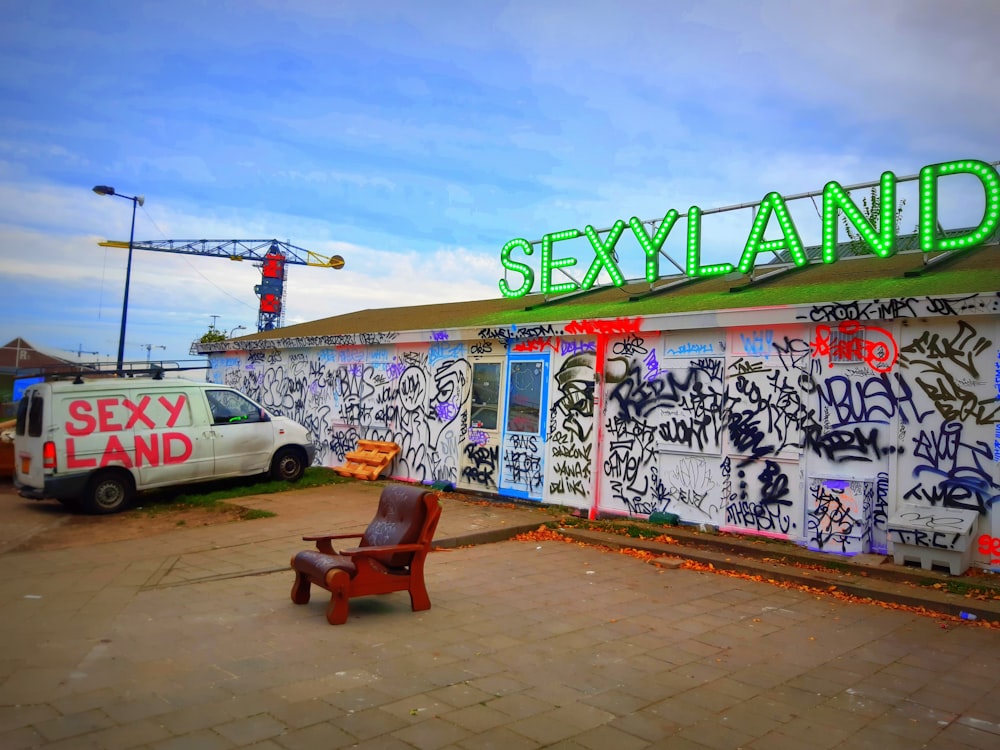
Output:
557,523,1000,624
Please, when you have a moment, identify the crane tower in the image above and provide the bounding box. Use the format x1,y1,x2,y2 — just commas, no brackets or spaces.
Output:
97,239,345,332
256,246,288,330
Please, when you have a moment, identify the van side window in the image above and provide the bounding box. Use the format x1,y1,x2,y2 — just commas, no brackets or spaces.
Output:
207,390,265,425
27,394,44,437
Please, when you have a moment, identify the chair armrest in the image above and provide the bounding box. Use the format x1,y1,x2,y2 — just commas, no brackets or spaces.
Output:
303,532,363,555
302,532,364,542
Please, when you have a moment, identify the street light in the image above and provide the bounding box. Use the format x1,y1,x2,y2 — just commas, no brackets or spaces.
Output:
93,185,145,371
228,325,247,338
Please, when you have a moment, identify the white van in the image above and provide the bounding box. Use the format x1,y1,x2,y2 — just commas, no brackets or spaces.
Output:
13,376,316,514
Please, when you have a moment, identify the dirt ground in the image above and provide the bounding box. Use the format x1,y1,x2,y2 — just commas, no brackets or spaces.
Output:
17,505,250,552
0,481,528,554
0,479,260,553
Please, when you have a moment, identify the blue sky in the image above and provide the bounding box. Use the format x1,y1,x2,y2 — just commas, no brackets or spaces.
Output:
2,0,998,365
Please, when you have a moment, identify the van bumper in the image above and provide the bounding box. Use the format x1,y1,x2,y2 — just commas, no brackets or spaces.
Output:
15,473,90,501
305,444,316,466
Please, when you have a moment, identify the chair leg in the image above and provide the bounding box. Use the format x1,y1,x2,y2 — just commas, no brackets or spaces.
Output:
290,570,311,605
409,578,431,612
324,569,351,625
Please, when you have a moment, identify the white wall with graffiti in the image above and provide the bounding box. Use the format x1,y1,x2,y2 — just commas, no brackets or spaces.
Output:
206,292,1000,570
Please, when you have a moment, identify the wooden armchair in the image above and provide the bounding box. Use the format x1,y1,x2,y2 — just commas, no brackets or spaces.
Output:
290,484,442,625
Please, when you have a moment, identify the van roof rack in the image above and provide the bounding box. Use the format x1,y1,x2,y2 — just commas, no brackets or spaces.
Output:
15,360,210,383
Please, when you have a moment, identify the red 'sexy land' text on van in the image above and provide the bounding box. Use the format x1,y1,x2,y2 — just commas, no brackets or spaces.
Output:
65,395,188,435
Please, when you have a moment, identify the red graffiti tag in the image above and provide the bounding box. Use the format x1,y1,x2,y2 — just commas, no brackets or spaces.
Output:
513,337,560,353
810,321,898,372
978,534,1000,566
564,317,643,336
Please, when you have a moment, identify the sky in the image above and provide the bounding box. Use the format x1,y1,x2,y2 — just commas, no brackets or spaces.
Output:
1,0,998,367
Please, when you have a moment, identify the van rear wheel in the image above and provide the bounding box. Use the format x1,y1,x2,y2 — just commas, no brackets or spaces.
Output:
270,447,305,482
83,470,135,514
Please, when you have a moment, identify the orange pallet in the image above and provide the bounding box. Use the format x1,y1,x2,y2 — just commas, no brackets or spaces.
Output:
333,440,400,481
0,419,14,478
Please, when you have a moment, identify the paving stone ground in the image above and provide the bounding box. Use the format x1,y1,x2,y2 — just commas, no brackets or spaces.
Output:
1,481,999,749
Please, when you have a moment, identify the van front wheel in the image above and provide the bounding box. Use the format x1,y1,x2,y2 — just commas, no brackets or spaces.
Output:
270,447,305,482
83,470,136,514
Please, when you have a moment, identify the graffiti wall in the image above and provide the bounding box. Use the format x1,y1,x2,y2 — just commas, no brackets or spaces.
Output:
721,325,809,539
600,330,727,524
896,318,1000,539
806,477,875,554
207,291,1000,569
209,340,473,487
544,339,597,510
461,431,500,493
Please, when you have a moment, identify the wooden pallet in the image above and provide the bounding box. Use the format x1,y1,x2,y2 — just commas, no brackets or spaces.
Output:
333,440,401,481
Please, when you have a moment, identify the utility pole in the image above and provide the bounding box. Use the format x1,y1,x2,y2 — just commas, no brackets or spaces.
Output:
92,185,145,371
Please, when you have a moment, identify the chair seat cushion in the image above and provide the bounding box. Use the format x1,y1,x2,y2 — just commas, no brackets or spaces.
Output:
293,550,357,581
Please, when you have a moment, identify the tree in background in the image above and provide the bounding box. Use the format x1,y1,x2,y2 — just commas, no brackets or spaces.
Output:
198,327,226,344
841,186,906,256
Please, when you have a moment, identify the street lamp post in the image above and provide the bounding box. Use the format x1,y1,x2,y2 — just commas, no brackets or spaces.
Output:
228,325,247,338
93,185,145,371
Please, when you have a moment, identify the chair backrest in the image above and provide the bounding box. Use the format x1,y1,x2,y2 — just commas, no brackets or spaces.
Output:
361,484,440,568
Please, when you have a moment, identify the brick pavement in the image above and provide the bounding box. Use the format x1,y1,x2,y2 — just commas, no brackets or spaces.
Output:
1,482,999,749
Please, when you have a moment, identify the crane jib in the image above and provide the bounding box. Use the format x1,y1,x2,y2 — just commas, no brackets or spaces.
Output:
96,239,345,333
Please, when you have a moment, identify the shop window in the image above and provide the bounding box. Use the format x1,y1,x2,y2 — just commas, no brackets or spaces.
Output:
470,362,500,430
505,360,543,434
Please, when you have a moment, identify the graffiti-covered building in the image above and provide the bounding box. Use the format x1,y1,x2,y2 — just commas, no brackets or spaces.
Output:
195,158,1000,572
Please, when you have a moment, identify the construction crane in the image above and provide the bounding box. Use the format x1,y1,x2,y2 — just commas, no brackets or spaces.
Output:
97,239,346,332
140,344,166,362
72,344,100,359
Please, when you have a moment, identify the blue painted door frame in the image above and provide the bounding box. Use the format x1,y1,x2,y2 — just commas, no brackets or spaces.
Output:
498,354,549,500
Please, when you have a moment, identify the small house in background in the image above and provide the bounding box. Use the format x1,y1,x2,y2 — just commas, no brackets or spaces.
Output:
0,339,82,413
0,338,120,417
1,338,86,474
193,158,1000,573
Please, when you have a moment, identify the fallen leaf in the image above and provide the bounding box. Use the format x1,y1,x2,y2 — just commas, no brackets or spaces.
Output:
514,527,998,627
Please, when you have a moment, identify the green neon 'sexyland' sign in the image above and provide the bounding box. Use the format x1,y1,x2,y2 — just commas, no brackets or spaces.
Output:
497,159,1000,299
